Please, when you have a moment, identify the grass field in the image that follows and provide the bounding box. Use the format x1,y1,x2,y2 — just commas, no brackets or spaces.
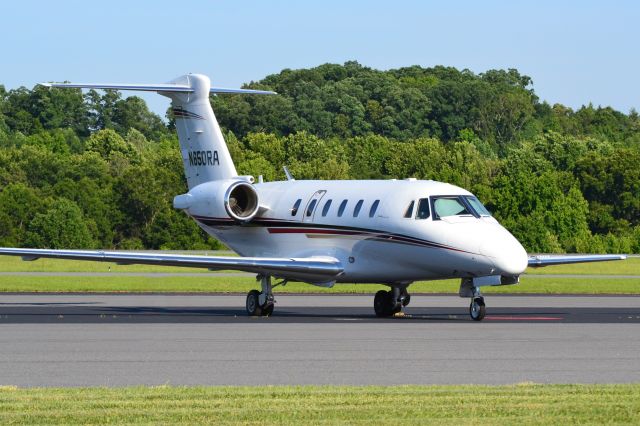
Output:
1,384,639,425
0,274,639,294
0,254,636,294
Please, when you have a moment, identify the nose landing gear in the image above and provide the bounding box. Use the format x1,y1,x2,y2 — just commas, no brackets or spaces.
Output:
460,278,487,321
470,296,486,321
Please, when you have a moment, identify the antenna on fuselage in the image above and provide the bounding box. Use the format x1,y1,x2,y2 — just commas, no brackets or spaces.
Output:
283,166,295,181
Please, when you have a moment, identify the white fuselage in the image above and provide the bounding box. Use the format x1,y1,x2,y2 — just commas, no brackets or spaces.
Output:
186,178,529,284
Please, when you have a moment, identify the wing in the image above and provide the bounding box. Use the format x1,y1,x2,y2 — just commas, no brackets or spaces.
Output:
528,254,626,267
0,248,342,283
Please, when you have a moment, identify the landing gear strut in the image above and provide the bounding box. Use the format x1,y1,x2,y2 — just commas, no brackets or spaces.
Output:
460,279,486,321
245,275,275,316
374,285,410,317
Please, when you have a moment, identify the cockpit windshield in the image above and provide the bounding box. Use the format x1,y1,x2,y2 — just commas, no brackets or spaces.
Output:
411,195,492,220
432,197,473,219
430,195,492,219
464,196,492,217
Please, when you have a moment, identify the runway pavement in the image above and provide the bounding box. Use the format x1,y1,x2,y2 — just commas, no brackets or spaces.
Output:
0,294,639,387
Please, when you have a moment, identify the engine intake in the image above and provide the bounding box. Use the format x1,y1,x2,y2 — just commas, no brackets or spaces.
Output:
224,181,259,222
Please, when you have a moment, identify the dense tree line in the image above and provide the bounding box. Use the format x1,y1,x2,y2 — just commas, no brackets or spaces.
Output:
0,62,638,253
213,61,640,152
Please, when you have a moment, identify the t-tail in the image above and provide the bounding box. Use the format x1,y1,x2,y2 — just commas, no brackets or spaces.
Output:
41,74,276,189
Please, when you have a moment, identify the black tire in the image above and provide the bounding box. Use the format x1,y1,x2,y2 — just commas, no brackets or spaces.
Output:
470,297,486,321
402,293,411,307
374,290,390,317
246,290,262,316
262,303,274,316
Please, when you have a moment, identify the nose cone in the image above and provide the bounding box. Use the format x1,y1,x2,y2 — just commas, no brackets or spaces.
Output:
480,227,528,276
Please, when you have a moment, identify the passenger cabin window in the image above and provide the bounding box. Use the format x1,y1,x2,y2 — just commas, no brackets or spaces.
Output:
432,196,473,220
416,198,430,219
321,199,332,217
353,200,364,217
404,201,414,218
291,199,302,216
337,200,348,217
306,199,318,217
369,200,380,218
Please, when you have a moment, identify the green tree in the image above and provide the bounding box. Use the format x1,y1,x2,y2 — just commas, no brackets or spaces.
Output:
25,198,95,248
574,148,640,234
86,129,139,161
0,183,46,246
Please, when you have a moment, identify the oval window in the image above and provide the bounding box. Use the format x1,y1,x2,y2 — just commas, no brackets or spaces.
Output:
369,200,380,218
291,199,302,216
338,200,348,217
322,199,332,217
306,199,318,217
353,200,364,217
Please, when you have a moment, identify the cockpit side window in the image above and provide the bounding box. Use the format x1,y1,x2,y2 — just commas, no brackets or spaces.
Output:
416,198,430,219
404,201,415,218
432,196,473,220
465,196,492,217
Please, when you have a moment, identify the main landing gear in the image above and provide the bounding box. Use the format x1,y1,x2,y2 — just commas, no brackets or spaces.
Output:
374,285,410,317
246,275,276,316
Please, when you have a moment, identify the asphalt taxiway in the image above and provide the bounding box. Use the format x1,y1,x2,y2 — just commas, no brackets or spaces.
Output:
0,294,639,387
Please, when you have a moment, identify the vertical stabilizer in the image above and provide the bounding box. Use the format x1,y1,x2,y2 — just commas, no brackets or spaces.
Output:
162,74,236,188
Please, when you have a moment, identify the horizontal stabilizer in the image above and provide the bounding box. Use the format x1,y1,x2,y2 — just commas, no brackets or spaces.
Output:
210,87,276,95
528,254,626,267
39,82,194,93
40,82,276,95
0,248,342,283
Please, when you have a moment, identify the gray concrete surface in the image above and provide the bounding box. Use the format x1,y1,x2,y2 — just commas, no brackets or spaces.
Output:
0,294,639,387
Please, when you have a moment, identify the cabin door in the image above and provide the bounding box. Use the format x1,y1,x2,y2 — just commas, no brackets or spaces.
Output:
302,190,327,223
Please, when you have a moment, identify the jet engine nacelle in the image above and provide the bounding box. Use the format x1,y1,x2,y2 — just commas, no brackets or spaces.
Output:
173,177,259,223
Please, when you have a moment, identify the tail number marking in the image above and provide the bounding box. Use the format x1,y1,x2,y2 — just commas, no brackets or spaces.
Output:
188,150,219,166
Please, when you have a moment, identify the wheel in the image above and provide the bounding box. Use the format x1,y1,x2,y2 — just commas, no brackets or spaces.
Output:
470,297,486,321
246,289,262,316
374,290,402,317
389,291,402,315
374,290,390,317
262,303,274,316
401,293,411,307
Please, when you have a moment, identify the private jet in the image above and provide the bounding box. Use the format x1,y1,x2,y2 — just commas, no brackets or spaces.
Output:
0,74,625,321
